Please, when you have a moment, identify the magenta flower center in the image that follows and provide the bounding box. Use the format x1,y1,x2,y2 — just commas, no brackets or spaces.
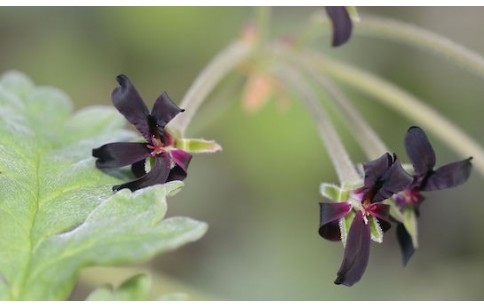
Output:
147,135,166,156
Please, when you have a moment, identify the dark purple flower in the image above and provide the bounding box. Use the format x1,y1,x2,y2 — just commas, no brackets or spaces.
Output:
325,6,353,47
93,74,192,192
319,153,412,286
394,126,472,265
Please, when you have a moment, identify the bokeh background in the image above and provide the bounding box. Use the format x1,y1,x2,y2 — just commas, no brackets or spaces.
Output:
0,7,483,300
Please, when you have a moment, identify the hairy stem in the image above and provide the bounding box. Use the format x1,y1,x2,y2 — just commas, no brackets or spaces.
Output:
302,50,484,176
302,66,389,159
274,65,361,186
356,15,484,79
296,12,484,78
167,40,253,136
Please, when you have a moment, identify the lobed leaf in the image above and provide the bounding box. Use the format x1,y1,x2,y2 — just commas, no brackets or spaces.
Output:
0,71,207,300
86,273,150,301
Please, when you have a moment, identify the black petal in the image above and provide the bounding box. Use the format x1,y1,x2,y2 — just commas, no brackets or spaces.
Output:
405,126,436,176
112,74,151,141
325,6,353,47
363,153,392,191
422,157,473,191
113,154,171,192
396,223,415,266
372,156,413,203
166,165,188,182
131,159,147,178
319,202,352,241
151,92,184,130
334,211,371,286
93,142,151,168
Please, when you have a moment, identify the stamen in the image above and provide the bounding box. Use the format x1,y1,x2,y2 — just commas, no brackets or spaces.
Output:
147,135,165,156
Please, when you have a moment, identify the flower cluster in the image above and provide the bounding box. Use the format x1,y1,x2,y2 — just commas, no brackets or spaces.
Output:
319,126,472,286
92,74,191,191
394,126,473,265
93,74,221,192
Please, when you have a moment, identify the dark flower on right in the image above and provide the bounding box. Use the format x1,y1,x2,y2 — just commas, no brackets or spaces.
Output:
394,126,473,265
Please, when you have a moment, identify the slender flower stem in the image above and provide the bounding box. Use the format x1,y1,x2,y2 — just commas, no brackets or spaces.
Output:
274,65,361,186
295,12,484,79
167,40,253,136
302,65,389,159
356,15,484,79
302,50,484,176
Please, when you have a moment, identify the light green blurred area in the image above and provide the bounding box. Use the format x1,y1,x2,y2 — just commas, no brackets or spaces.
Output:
1,7,483,300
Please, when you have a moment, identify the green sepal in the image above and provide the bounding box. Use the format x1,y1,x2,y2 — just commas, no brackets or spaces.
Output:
86,273,150,301
369,216,384,243
175,138,222,153
402,205,419,248
345,6,360,22
320,183,349,202
388,199,404,223
339,211,355,247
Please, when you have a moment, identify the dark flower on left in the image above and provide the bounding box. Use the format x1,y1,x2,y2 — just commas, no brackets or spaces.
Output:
93,74,192,192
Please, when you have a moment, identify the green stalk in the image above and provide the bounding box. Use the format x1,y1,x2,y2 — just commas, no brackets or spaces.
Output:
302,50,484,176
295,12,484,79
167,40,253,136
356,15,484,79
274,65,361,186
302,65,389,159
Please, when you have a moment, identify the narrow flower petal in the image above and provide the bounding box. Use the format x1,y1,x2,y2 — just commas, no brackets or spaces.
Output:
112,74,151,141
363,153,392,191
113,154,171,192
167,165,189,182
131,159,147,178
334,211,370,286
170,149,192,173
373,156,413,202
367,203,390,221
325,6,353,47
422,157,473,191
92,142,151,168
151,92,184,129
319,202,352,241
166,149,192,182
404,126,436,176
396,223,415,266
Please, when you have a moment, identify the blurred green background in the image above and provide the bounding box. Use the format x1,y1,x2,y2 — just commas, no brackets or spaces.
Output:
1,7,483,300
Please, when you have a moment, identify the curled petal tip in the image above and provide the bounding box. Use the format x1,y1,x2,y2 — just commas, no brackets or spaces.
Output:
116,74,129,86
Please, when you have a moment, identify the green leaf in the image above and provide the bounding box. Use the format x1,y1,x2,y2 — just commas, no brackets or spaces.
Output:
402,205,419,249
86,273,150,301
320,183,349,202
0,71,208,300
175,137,222,153
156,293,190,301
